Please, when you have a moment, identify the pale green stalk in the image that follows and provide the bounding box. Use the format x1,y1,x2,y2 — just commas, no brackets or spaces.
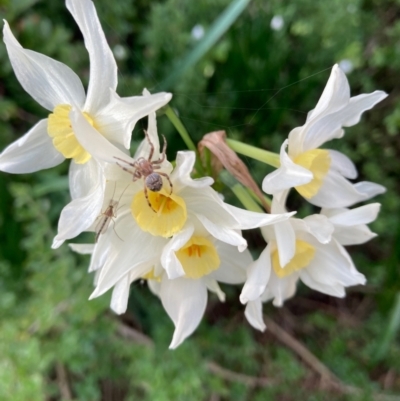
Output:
165,106,206,175
231,184,263,213
165,106,197,152
226,138,280,168
247,187,272,209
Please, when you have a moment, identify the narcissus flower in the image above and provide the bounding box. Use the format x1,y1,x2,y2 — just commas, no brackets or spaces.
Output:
241,191,367,331
262,64,387,208
73,233,252,349
0,0,171,247
152,237,252,349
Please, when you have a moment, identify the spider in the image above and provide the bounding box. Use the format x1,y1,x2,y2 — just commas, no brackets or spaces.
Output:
114,131,173,213
94,182,130,242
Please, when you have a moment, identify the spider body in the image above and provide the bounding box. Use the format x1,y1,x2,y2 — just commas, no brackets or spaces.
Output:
95,199,118,242
115,131,173,212
145,172,163,192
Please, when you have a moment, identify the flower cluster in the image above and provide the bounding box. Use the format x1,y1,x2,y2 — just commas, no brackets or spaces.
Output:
0,0,387,348
241,66,386,330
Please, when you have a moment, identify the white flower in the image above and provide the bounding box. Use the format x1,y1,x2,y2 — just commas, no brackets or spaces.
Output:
104,235,252,349
0,0,172,247
160,238,252,349
262,64,387,208
240,191,366,331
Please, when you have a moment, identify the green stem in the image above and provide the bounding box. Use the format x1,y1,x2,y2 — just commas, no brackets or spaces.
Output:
231,184,264,213
165,106,206,175
226,138,281,168
165,106,197,152
247,187,272,209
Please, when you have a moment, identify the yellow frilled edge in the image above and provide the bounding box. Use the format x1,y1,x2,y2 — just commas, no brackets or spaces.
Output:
272,239,316,278
131,188,187,238
294,149,331,199
47,104,94,164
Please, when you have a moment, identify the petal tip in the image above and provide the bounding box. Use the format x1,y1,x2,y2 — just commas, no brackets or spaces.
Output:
239,294,248,305
51,237,63,249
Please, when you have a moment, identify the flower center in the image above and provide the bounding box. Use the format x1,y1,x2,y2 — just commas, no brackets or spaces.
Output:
272,240,316,278
176,236,220,279
47,104,94,164
131,188,187,238
294,149,331,199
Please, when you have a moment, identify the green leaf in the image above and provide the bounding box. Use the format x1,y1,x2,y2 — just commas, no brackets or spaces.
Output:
158,0,251,90
373,292,400,363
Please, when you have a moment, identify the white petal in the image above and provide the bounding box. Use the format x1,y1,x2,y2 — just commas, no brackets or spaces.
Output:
91,260,153,300
287,126,304,158
69,157,105,200
183,186,236,223
110,274,130,315
300,239,366,296
161,224,194,279
332,225,377,245
96,91,172,149
196,214,247,251
160,276,207,349
271,190,289,214
70,108,130,163
88,227,114,272
328,149,358,179
182,187,248,250
148,278,161,297
309,170,383,208
245,300,266,331
0,119,64,173
262,140,313,194
327,203,381,226
224,203,296,230
240,244,271,304
68,243,95,254
354,181,386,201
307,65,350,122
302,214,334,244
134,91,160,159
300,272,346,297
210,242,251,284
52,159,105,248
302,91,387,151
88,246,107,273
3,21,86,111
274,219,296,267
91,218,166,297
171,151,214,193
66,0,117,113
342,92,388,127
204,277,226,302
261,269,298,307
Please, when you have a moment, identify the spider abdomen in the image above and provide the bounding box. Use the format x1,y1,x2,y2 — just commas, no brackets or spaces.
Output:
145,173,163,192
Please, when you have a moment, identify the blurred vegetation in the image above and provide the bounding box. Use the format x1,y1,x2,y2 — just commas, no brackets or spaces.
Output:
0,0,399,399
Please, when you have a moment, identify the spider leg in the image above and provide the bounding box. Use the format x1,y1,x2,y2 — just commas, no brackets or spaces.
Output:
144,130,155,161
116,162,142,183
111,218,124,242
158,172,173,195
114,156,137,167
116,162,135,175
144,185,157,213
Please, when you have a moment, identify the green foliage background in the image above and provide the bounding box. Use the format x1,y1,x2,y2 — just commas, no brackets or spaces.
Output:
0,0,399,399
